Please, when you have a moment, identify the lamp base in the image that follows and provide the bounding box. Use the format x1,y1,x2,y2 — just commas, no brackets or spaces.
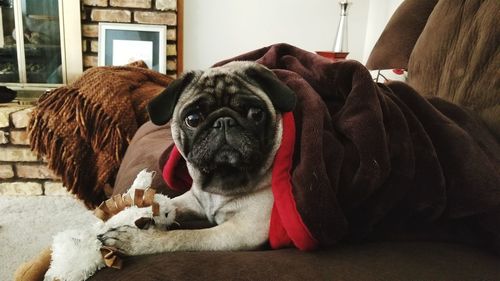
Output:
316,51,349,61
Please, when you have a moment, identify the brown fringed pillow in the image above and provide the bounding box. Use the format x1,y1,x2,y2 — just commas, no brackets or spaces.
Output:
29,61,173,208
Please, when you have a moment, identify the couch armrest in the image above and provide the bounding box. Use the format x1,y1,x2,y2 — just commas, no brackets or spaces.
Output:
365,0,438,70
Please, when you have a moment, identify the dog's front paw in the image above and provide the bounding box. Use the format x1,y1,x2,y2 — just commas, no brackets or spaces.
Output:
98,226,156,256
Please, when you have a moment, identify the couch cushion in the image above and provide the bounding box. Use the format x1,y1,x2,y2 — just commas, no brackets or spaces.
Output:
88,242,500,280
408,0,500,138
113,121,182,198
366,0,438,70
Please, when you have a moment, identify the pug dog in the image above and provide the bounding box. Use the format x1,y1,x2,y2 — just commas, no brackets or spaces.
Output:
99,61,296,254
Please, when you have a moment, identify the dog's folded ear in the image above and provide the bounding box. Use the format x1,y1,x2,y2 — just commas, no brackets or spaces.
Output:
148,71,198,125
245,65,296,112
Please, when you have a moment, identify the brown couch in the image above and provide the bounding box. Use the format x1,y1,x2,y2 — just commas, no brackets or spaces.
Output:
88,0,500,280
88,122,500,280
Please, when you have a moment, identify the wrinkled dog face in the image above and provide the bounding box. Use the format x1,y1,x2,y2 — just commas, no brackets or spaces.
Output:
175,74,275,193
148,62,296,195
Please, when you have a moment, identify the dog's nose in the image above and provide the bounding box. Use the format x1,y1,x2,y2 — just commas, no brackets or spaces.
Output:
213,117,236,129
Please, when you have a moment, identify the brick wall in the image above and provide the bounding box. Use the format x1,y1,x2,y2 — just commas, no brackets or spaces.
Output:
0,1,182,196
81,0,180,76
0,105,68,196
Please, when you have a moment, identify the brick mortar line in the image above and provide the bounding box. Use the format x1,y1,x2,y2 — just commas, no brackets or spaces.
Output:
80,23,179,28
3,161,45,164
1,173,60,182
82,5,178,13
0,179,54,183
82,9,178,20
0,144,34,148
0,161,47,164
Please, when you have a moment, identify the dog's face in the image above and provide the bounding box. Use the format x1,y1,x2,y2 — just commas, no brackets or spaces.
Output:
148,62,296,195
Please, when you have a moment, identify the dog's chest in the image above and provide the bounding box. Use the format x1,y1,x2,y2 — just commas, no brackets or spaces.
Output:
193,191,236,224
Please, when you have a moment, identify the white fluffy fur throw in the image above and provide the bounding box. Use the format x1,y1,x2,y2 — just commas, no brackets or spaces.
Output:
44,170,175,281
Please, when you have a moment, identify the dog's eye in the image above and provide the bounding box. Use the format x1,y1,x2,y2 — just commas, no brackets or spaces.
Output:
185,113,204,128
247,107,264,123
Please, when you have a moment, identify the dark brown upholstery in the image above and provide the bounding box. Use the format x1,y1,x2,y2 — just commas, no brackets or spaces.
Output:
113,122,179,198
365,0,438,70
408,0,500,139
367,0,500,139
90,242,500,280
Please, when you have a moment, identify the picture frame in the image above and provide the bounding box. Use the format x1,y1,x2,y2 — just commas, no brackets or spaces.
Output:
98,23,167,74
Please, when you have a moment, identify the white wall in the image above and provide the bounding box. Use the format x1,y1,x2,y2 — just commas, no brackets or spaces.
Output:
362,0,404,61
183,0,400,71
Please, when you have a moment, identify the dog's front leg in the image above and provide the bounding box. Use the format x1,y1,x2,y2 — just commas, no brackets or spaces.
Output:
99,214,269,255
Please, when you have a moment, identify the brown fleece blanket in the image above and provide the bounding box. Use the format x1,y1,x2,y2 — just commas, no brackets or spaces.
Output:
29,61,173,208
210,44,500,249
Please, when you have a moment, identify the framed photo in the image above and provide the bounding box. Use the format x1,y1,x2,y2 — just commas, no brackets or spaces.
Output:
98,23,167,73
